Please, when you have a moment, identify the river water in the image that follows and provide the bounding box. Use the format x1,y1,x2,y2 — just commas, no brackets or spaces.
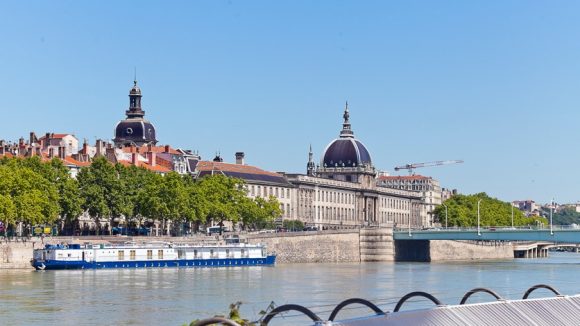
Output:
1,252,579,325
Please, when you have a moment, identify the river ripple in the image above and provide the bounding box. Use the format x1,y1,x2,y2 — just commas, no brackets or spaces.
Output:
0,252,578,325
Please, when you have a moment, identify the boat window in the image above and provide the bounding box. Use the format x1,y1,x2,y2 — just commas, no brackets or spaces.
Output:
118,251,125,261
241,249,245,257
226,249,230,257
210,249,214,258
158,250,163,259
130,250,136,260
147,250,153,260
194,250,198,258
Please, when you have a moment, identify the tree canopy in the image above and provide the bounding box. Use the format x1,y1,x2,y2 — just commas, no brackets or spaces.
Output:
0,156,283,236
433,192,545,227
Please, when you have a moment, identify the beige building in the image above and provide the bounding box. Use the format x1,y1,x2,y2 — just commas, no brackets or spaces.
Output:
285,104,427,229
377,175,441,225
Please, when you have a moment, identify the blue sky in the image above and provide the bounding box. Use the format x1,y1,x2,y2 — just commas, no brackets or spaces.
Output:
1,1,579,204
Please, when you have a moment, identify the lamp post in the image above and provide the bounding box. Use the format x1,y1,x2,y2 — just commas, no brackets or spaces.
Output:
477,199,482,236
511,205,514,229
442,203,448,229
550,198,554,235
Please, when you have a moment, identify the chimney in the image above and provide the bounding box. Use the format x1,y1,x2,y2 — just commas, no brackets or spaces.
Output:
235,152,245,165
58,146,65,159
29,132,37,145
164,145,170,153
147,152,156,166
95,139,103,155
82,139,88,154
19,137,25,147
131,152,139,166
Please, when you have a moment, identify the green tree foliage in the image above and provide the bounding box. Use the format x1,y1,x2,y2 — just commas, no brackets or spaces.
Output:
433,193,545,227
545,206,580,225
77,156,124,234
0,157,60,233
195,174,247,227
0,156,284,236
283,219,304,231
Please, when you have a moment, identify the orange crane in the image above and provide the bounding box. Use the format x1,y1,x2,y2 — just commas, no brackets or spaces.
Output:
394,160,464,175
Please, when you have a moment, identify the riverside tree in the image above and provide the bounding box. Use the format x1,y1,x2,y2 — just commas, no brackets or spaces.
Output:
433,192,544,227
77,156,125,234
0,157,60,235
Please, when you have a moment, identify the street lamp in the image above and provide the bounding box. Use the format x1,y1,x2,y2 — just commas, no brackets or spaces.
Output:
477,199,482,236
550,198,554,235
442,203,448,229
511,205,514,229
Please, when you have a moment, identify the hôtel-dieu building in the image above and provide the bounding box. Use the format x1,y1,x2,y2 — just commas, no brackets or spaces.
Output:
232,104,429,230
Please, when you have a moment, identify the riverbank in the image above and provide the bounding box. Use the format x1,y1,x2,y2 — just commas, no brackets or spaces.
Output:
1,228,522,269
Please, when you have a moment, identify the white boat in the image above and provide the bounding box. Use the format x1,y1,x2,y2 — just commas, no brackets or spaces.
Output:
31,241,276,270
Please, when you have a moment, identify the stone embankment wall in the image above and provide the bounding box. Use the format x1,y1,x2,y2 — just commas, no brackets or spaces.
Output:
430,240,513,261
0,241,38,269
396,239,514,262
246,230,361,263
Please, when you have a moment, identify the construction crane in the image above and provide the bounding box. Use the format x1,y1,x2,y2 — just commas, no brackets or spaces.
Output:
394,160,464,175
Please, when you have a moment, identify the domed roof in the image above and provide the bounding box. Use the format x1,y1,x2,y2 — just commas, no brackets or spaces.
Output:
113,80,157,147
114,120,157,146
322,138,371,168
321,102,373,168
130,82,141,95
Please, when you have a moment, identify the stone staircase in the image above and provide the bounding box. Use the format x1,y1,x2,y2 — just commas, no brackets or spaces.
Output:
359,226,394,262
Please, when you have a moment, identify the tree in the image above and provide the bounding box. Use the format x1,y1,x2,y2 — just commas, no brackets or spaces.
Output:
0,159,59,235
77,156,124,234
195,175,247,232
0,194,16,228
433,192,545,227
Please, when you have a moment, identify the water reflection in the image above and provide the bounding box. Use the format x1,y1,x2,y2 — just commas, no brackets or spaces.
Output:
1,252,579,325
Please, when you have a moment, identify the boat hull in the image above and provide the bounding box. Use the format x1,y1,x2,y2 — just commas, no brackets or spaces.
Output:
32,255,276,270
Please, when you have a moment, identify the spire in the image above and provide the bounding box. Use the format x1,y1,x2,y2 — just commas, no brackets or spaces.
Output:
340,101,354,138
126,78,144,119
307,144,316,176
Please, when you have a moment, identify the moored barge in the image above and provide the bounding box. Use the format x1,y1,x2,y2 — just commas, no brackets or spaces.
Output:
31,242,275,270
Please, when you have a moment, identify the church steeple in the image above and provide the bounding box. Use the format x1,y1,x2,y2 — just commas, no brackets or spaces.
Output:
307,144,316,176
126,80,145,119
339,101,354,138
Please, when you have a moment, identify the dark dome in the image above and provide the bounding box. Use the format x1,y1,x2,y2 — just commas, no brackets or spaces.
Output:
130,85,141,95
114,120,157,146
322,138,372,168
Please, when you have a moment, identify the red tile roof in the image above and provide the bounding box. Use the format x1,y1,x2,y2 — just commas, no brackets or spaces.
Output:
62,156,91,167
121,145,180,155
196,161,281,177
141,163,171,173
117,160,171,173
39,133,71,139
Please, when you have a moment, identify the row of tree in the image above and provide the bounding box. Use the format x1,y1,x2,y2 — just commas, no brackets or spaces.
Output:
0,156,282,236
432,192,545,227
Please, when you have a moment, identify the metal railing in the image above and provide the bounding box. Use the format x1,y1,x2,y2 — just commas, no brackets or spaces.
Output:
191,284,566,325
